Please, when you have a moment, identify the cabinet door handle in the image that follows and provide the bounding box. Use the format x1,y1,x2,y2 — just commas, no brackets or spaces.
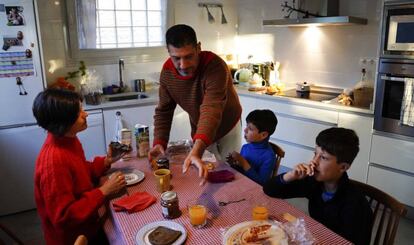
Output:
116,111,121,116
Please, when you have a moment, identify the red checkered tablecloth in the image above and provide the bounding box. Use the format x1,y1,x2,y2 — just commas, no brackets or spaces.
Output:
102,156,352,245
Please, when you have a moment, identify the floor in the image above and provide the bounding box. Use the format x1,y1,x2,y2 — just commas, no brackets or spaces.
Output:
0,201,413,244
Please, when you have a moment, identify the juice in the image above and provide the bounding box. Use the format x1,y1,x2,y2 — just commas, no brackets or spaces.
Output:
188,205,207,227
252,205,268,220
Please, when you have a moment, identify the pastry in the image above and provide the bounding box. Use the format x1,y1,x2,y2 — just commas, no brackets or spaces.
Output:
148,226,182,245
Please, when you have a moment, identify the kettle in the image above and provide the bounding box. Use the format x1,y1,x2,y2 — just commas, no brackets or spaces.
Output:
233,68,252,85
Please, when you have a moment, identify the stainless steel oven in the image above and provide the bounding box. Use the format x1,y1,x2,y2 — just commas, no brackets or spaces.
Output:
374,58,414,137
381,1,414,59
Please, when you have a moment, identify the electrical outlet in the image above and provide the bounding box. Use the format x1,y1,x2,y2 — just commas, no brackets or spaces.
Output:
359,57,376,66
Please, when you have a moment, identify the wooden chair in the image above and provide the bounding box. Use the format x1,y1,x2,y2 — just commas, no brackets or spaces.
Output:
349,179,407,245
269,142,285,176
74,235,88,245
0,223,24,245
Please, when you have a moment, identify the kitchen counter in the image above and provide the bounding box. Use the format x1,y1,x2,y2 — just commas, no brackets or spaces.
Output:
236,86,374,116
84,89,159,111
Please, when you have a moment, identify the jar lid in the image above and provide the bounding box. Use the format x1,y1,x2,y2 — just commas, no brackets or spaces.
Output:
156,157,169,164
161,191,177,201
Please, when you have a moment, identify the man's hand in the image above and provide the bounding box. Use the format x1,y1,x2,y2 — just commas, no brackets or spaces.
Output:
148,144,165,161
283,162,315,182
182,139,207,186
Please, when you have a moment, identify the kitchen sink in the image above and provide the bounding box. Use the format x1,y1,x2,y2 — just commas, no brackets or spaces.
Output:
276,89,340,102
104,92,149,102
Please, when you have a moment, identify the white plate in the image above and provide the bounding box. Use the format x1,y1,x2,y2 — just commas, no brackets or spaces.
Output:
223,221,288,245
109,169,145,186
135,220,187,245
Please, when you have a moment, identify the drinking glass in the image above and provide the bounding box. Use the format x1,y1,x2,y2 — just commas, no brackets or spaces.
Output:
187,200,207,228
252,204,269,221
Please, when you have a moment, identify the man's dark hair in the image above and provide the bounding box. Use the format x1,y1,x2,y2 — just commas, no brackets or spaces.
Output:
316,127,359,165
166,24,198,48
246,109,278,136
32,88,82,137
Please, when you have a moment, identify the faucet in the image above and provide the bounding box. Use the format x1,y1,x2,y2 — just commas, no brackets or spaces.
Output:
118,58,124,88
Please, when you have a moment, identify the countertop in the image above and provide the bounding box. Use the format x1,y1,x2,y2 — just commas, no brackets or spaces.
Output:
84,86,374,116
236,86,374,116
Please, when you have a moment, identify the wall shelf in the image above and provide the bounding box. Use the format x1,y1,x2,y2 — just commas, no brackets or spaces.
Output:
263,16,368,27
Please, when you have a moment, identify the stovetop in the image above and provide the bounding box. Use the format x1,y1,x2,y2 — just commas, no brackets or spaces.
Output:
276,89,340,102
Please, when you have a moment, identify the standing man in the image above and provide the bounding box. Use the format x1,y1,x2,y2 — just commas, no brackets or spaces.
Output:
149,24,242,185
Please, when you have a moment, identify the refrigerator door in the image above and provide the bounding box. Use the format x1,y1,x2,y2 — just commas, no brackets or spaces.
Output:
0,0,44,127
0,125,46,215
78,110,106,160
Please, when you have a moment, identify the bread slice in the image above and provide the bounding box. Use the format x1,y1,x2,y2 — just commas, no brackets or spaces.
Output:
148,226,182,245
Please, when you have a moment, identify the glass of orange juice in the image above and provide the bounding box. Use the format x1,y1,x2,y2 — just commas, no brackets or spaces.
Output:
252,205,269,220
188,200,207,228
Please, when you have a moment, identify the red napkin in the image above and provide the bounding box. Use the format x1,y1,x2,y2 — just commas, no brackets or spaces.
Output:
113,191,156,213
207,170,235,183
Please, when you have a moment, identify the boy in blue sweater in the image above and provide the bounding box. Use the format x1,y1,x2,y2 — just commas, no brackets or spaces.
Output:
227,109,278,185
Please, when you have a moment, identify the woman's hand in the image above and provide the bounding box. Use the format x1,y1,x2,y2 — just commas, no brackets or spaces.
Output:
99,171,126,196
104,145,125,168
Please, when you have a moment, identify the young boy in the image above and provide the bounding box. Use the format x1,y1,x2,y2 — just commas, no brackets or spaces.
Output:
227,109,278,185
263,127,373,245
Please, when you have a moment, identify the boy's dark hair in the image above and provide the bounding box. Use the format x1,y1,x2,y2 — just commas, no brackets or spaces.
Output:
166,24,197,48
246,109,278,136
316,127,359,165
32,88,82,137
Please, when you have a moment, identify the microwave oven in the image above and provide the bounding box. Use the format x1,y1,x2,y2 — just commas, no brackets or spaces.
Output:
381,1,414,58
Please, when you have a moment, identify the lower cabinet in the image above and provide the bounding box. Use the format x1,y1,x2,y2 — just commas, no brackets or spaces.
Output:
103,104,156,151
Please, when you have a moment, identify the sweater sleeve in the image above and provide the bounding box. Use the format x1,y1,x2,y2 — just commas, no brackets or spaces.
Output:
86,156,109,179
153,68,177,148
263,174,312,199
245,152,276,185
41,153,105,230
193,57,229,146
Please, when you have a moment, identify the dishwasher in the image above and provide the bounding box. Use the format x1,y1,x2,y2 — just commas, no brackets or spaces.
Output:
78,109,106,160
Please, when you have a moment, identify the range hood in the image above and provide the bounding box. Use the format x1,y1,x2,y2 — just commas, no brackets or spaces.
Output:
264,0,367,27
263,16,367,27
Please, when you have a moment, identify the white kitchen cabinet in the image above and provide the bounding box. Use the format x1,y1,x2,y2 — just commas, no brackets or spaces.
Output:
103,105,156,151
368,164,414,207
338,112,373,182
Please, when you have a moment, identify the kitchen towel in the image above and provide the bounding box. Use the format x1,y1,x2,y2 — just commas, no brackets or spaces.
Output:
400,78,414,127
113,191,156,213
207,170,235,183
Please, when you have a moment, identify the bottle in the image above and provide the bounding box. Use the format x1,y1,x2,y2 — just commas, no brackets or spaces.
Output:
114,111,123,142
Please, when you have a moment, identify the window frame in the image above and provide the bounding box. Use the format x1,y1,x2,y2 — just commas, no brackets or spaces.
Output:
63,0,173,65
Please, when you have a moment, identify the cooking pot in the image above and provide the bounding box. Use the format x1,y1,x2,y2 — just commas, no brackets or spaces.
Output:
233,68,252,85
296,82,311,92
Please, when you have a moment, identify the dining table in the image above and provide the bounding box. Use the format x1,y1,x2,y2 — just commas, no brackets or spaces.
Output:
102,152,352,245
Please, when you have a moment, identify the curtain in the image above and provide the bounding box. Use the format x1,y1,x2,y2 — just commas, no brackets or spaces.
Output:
76,0,96,49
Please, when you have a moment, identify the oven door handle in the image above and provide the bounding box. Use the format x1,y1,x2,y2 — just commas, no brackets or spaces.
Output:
380,75,406,82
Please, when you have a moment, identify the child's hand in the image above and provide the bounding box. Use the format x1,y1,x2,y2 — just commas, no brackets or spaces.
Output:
283,163,315,182
226,152,240,166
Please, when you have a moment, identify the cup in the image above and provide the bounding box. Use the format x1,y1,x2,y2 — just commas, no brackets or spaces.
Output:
154,169,171,193
252,204,269,221
187,200,207,228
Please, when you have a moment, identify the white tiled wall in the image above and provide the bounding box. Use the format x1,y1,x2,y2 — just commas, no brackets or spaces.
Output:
36,0,238,86
236,0,382,89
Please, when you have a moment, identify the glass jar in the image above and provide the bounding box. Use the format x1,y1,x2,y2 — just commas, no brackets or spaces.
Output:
160,191,181,219
156,157,169,170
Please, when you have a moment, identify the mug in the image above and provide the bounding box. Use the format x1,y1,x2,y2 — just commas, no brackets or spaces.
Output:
233,68,252,84
154,169,171,193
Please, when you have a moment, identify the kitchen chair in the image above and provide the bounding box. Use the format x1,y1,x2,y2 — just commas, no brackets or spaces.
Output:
269,142,285,177
349,179,407,245
0,223,24,245
74,235,88,245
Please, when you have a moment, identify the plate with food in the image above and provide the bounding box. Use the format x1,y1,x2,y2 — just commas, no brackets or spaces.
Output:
109,169,145,186
135,220,187,245
223,221,288,245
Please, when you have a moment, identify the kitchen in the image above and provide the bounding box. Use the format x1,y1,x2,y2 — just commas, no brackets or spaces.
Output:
1,0,414,243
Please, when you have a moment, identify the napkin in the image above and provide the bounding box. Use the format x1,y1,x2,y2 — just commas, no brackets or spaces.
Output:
113,191,156,213
207,170,235,183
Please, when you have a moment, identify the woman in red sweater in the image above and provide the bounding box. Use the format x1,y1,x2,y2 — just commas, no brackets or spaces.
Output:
32,89,126,244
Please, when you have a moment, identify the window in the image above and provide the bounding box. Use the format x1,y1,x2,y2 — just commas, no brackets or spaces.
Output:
65,0,171,65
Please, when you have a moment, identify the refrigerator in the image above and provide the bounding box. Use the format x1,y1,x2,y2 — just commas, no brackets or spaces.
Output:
0,0,46,215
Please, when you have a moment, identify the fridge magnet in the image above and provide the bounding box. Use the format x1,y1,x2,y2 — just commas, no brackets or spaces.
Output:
2,36,23,51
16,76,27,95
5,6,24,26
0,51,34,78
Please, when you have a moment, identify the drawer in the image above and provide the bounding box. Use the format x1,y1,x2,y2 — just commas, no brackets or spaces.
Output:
368,164,414,207
271,139,314,169
370,134,414,174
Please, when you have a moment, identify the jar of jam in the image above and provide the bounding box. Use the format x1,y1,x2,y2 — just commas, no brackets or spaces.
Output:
160,191,181,219
156,157,169,170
